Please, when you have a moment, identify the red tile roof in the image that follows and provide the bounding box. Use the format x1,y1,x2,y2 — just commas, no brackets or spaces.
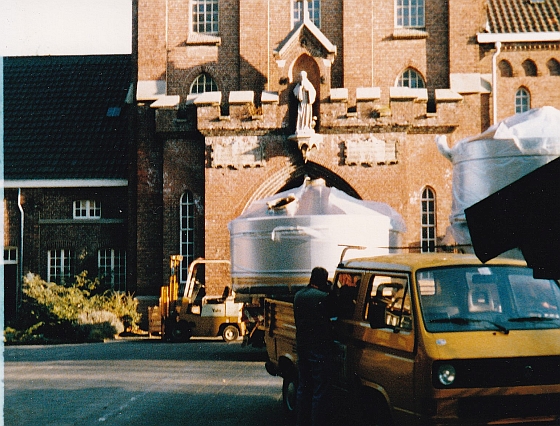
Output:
487,0,560,33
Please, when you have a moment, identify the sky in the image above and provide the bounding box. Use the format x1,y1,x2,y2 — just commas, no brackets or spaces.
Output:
1,0,132,56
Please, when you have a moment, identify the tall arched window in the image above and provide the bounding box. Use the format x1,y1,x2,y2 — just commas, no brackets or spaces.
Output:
522,59,538,77
180,191,196,282
421,187,436,253
396,68,425,88
515,87,530,114
190,73,218,94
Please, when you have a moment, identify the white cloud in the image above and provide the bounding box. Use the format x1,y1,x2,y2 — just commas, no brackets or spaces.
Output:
1,0,132,56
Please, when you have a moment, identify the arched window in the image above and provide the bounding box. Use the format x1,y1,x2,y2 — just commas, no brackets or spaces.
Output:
189,73,218,94
180,191,196,283
396,68,425,88
498,60,513,77
421,187,436,253
547,58,560,76
515,87,530,114
522,59,538,77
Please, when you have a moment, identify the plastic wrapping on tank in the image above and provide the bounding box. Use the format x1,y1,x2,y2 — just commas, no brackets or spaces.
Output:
436,106,560,249
228,178,406,296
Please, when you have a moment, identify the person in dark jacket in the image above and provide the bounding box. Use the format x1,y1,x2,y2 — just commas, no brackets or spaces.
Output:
294,266,337,426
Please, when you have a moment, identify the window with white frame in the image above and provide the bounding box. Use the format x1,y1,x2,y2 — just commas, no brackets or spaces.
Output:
98,249,127,291
192,0,219,33
396,0,425,28
421,187,436,253
74,200,101,219
4,247,18,263
293,0,320,27
396,68,425,88
515,88,530,113
48,249,74,285
180,191,196,283
190,73,219,94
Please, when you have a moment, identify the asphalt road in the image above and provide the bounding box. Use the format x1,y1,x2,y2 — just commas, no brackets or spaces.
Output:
3,337,292,426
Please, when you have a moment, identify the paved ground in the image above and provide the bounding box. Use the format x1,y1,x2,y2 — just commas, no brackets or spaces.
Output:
3,337,293,426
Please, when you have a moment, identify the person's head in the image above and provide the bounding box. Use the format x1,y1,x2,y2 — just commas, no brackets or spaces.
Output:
309,266,329,292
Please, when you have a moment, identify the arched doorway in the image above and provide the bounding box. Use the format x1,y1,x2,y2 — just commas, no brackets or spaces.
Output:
242,162,360,213
290,54,321,131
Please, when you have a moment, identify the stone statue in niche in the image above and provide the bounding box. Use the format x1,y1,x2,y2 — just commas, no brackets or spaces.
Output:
293,71,316,135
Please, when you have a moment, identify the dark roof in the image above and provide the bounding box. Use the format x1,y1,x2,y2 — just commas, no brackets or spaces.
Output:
487,0,560,33
3,55,132,181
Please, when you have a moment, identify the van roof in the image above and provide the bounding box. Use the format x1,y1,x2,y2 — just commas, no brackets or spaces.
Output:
338,253,527,273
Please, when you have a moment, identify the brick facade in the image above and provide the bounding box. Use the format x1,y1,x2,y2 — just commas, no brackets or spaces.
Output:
134,0,560,298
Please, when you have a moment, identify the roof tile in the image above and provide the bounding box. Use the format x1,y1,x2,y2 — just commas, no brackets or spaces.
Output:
487,0,560,33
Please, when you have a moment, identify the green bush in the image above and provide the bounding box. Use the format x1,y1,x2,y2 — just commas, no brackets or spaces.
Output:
4,272,141,345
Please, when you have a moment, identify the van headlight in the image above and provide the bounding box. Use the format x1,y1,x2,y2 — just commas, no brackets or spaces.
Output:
438,364,456,386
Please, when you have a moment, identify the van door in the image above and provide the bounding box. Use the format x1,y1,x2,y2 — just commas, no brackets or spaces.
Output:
352,273,416,422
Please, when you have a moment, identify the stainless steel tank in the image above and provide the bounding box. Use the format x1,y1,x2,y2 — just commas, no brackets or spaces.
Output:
228,178,406,296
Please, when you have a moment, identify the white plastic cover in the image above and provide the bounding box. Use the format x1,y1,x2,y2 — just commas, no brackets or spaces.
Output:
228,178,406,295
437,106,560,246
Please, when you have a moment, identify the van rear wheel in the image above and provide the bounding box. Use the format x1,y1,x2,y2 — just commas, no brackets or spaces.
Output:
222,325,239,342
282,371,298,416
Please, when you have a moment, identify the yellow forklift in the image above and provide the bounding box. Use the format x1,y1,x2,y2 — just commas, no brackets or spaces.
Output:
160,256,245,342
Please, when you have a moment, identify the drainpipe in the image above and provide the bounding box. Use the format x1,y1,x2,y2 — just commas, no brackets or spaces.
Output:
18,188,24,313
492,41,502,125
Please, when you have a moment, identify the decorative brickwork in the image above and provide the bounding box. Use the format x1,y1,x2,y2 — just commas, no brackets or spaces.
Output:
135,0,560,298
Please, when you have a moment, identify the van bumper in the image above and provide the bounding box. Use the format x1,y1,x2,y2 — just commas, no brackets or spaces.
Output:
422,390,560,425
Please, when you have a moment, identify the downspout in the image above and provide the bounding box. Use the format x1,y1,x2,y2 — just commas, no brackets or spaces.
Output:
492,41,502,125
18,188,24,312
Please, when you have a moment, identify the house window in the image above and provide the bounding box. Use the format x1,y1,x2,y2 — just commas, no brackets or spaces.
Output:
190,73,219,94
515,88,530,113
74,200,101,219
180,191,196,283
396,68,425,88
421,187,436,253
3,247,18,263
98,249,126,291
396,0,425,28
192,0,219,33
48,249,74,285
293,0,320,27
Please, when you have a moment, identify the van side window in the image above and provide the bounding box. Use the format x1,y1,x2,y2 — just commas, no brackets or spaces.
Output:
365,275,412,331
335,272,362,319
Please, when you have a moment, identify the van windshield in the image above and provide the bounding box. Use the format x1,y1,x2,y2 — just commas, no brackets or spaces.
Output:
417,266,560,333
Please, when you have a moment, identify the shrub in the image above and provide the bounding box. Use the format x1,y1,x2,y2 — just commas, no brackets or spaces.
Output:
4,272,141,345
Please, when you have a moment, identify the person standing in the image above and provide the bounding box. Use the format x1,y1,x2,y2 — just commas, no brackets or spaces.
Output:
293,266,336,426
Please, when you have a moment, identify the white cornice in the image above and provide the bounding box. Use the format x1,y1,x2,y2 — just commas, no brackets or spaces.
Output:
477,32,560,43
2,179,128,188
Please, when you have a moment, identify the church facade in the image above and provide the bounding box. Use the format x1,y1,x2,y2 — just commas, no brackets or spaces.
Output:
133,0,560,298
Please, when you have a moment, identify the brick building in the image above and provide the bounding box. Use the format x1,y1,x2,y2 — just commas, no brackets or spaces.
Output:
133,0,560,300
3,55,133,320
